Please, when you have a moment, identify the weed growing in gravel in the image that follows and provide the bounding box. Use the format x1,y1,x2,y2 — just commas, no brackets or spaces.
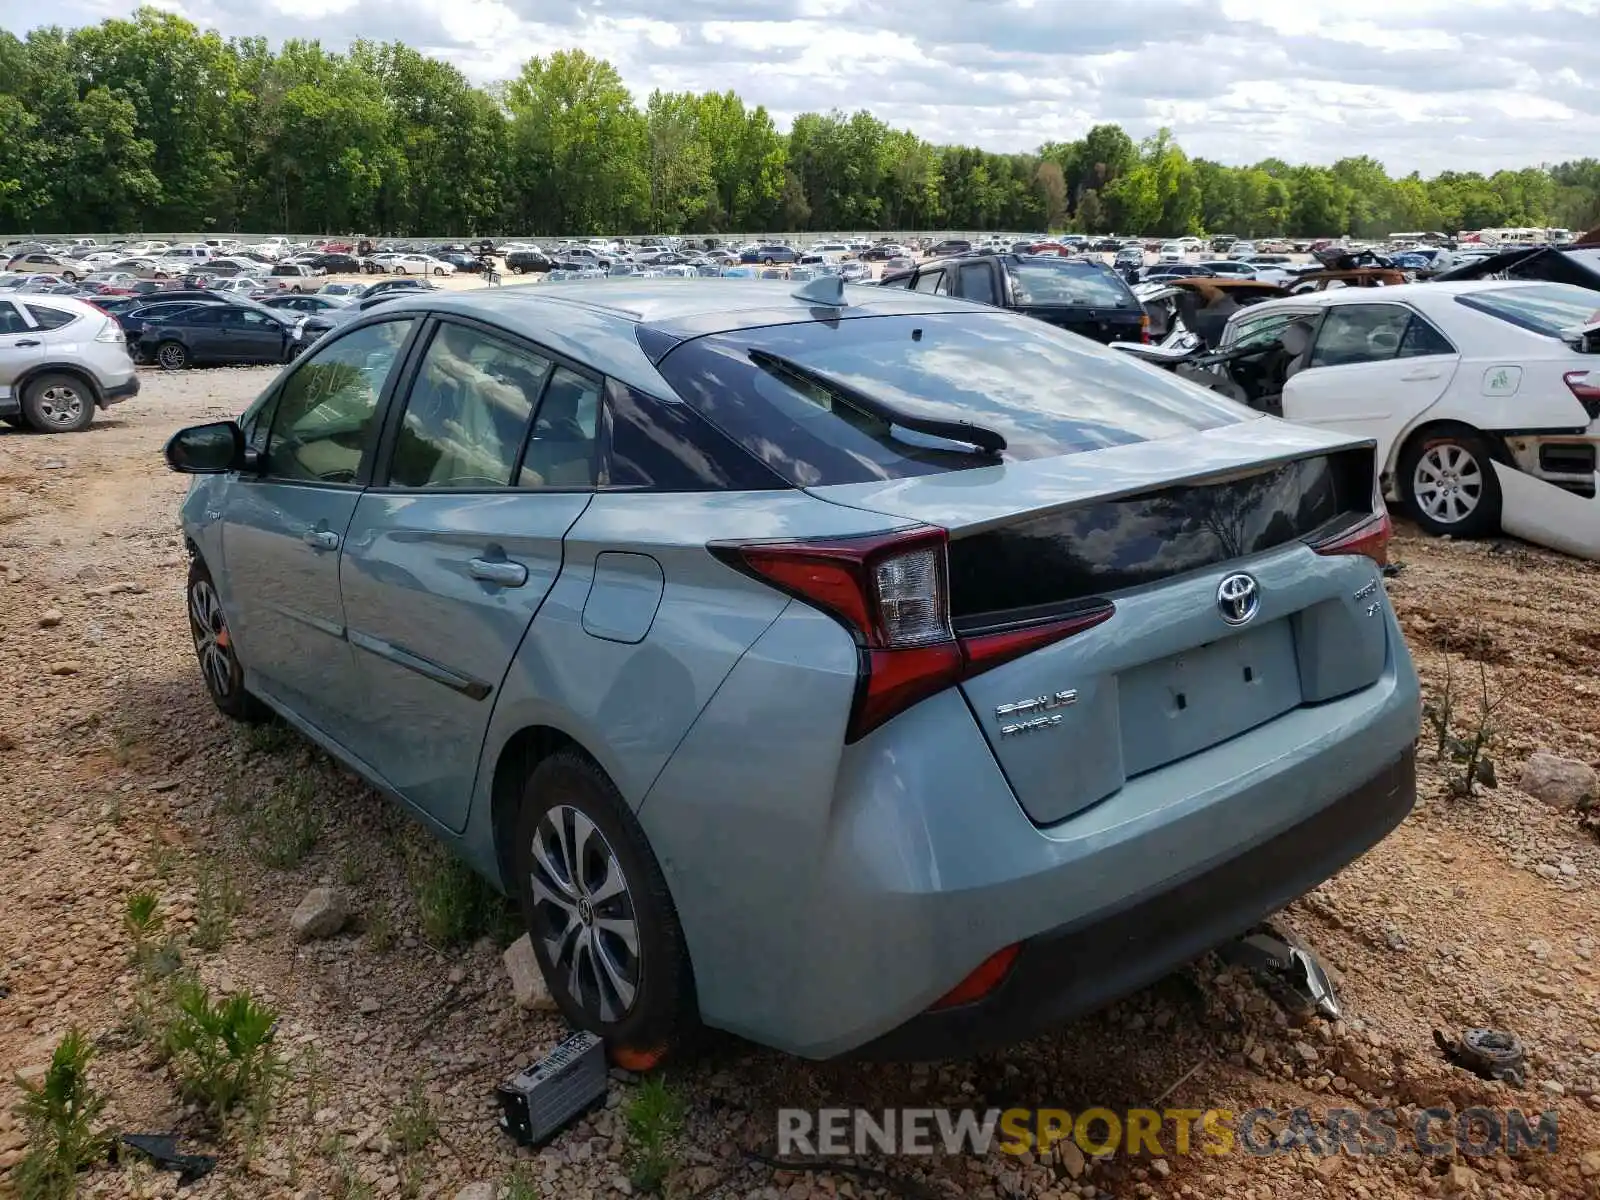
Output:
192,861,243,953
364,908,396,954
242,721,297,756
109,727,140,767
11,1028,111,1200
622,1076,685,1196
124,889,163,965
149,843,183,881
339,848,371,888
503,1165,543,1200
1423,647,1501,799
409,848,516,947
163,979,281,1121
386,1082,438,1156
245,769,324,868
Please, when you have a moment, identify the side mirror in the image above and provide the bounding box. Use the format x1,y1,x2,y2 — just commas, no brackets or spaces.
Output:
165,420,244,474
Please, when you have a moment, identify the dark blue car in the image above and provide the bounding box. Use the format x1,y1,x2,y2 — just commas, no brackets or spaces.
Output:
738,244,798,264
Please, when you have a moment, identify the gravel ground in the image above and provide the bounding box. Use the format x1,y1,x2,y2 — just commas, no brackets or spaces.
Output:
2,366,1599,1200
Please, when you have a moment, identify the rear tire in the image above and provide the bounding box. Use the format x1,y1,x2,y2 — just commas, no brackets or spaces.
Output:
187,557,271,723
155,341,189,371
1400,425,1502,539
511,750,698,1069
21,373,94,432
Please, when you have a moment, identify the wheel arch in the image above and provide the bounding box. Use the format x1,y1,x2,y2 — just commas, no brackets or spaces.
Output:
1384,417,1512,499
488,724,590,888
16,363,105,408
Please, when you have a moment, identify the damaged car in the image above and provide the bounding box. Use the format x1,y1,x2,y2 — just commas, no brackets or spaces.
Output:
1114,281,1600,557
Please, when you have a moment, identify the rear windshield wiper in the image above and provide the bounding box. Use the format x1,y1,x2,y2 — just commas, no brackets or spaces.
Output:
748,349,1007,456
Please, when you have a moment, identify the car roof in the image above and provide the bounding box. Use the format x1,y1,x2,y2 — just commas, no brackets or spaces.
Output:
1248,279,1566,313
371,278,978,390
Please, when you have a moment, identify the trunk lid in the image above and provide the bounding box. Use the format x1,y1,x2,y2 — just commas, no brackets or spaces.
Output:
808,421,1390,826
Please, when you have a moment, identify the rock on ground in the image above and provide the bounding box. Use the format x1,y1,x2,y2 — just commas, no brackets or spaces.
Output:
1518,751,1598,809
289,885,349,941
504,932,558,1011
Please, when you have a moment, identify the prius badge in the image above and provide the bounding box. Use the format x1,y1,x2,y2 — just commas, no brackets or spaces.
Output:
995,689,1077,737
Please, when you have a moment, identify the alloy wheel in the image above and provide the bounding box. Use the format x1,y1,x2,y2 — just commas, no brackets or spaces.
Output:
158,344,186,370
34,385,84,428
528,804,641,1024
1412,443,1483,525
189,577,233,699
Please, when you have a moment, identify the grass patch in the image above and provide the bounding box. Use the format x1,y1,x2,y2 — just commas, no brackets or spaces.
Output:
192,862,243,953
149,843,183,881
364,908,396,955
504,1164,543,1200
10,1029,111,1200
124,889,162,965
409,847,516,948
243,769,323,869
622,1076,685,1196
385,1082,438,1156
242,722,297,756
163,979,281,1121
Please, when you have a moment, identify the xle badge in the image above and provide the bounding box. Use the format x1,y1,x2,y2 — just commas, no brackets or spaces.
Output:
996,689,1077,737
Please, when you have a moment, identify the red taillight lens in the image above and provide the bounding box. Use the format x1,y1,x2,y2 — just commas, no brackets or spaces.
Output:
1140,313,1151,344
1310,509,1391,566
928,944,1020,1010
1564,370,1600,419
713,528,1115,741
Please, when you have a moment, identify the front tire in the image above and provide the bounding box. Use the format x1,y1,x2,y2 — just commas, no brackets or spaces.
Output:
511,750,697,1069
433,267,447,276
1400,426,1502,538
21,373,94,432
187,558,270,723
394,265,408,275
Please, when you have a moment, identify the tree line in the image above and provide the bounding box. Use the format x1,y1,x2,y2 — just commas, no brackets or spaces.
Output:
4,8,1599,240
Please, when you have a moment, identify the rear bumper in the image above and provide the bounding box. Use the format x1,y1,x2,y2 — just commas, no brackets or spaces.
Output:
102,375,140,406
857,746,1415,1060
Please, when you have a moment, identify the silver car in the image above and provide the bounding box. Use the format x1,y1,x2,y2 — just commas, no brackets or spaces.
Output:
0,295,140,432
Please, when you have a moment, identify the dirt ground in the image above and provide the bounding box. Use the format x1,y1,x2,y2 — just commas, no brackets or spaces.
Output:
2,366,1599,1200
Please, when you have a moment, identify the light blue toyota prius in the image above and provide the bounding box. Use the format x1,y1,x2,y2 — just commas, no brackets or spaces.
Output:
166,277,1420,1064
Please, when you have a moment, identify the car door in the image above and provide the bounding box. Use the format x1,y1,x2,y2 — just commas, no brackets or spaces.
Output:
223,308,289,362
1281,302,1460,458
0,299,43,405
218,316,420,738
336,317,595,830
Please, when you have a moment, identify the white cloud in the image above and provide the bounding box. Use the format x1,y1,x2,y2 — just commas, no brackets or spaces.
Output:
3,0,1596,172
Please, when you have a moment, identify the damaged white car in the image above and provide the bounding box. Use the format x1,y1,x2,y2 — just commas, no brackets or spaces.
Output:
1115,281,1600,557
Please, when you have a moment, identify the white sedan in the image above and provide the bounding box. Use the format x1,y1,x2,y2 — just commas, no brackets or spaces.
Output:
388,254,454,277
1201,280,1600,557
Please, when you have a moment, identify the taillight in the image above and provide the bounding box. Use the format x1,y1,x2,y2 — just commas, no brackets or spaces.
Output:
1310,509,1392,566
1139,313,1151,344
94,317,123,342
1564,370,1600,420
712,528,1115,741
928,943,1020,1010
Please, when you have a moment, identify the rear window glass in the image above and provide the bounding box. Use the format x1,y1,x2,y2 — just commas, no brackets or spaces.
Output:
1456,284,1600,338
24,304,77,330
1006,261,1137,308
653,311,1250,486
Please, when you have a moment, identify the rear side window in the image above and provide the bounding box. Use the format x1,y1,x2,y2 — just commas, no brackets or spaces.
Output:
1456,284,1600,339
24,305,77,331
653,311,1250,486
1006,261,1135,307
521,367,599,488
956,264,998,305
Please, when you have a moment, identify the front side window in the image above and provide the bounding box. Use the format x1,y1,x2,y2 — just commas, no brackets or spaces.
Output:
957,264,998,306
264,318,415,484
1231,311,1310,350
913,270,943,294
0,301,30,334
389,323,549,489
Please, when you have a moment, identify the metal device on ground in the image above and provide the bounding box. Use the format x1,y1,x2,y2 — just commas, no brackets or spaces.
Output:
1219,922,1342,1020
495,1031,609,1147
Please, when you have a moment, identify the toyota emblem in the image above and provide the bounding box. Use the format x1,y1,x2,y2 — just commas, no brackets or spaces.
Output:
1216,572,1260,626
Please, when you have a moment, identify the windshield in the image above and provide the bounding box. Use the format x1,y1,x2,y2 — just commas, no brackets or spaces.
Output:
1456,284,1600,338
653,310,1249,486
1006,260,1135,307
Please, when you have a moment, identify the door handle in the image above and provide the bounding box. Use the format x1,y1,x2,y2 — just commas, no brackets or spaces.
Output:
1402,367,1442,381
469,557,528,587
14,339,40,348
303,529,340,551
